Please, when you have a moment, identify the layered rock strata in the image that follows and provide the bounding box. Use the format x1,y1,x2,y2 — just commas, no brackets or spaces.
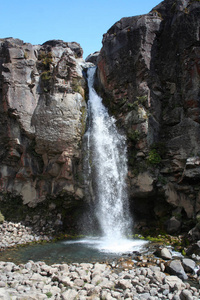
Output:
97,0,200,235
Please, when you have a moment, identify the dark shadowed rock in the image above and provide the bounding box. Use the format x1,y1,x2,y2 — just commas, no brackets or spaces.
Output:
165,217,181,234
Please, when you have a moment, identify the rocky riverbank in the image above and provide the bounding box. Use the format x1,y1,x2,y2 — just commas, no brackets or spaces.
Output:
0,259,199,300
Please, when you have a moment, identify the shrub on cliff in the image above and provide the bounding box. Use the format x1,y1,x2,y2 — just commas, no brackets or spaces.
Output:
0,211,5,223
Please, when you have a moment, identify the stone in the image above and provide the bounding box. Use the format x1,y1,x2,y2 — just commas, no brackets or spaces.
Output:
115,279,132,290
180,289,193,300
165,217,181,235
165,260,188,281
182,258,196,273
164,275,186,290
85,51,100,65
155,247,172,260
0,288,12,299
61,289,78,300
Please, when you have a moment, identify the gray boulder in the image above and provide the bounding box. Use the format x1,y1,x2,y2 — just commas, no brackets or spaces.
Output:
155,247,172,260
182,258,196,274
165,260,188,281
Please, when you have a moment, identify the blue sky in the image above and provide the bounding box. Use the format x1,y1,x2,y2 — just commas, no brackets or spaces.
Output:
1,0,161,58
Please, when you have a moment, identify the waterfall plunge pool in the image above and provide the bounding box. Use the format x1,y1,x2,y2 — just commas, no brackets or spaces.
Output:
0,237,148,265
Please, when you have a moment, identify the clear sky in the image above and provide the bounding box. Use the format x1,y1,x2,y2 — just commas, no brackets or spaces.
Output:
1,0,161,58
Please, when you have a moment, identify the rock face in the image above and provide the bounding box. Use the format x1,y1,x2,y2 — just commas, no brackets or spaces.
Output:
97,0,200,235
0,38,89,230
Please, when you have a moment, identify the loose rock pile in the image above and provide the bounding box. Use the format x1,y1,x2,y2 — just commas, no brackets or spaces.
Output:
0,260,199,300
0,221,50,250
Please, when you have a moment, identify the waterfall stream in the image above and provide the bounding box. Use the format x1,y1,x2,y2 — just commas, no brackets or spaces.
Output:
84,67,132,239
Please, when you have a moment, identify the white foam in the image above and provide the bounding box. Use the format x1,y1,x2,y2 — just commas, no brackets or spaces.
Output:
63,237,148,254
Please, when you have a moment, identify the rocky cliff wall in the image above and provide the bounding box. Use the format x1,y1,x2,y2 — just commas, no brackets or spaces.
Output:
97,0,200,237
0,38,91,232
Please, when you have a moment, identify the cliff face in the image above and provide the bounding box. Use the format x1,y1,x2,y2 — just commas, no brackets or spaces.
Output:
0,38,90,231
97,0,200,235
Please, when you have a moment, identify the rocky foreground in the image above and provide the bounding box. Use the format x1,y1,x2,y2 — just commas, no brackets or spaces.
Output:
0,221,200,299
0,259,199,300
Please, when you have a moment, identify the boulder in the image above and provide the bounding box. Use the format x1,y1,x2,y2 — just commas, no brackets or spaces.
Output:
182,258,196,274
155,247,172,260
165,260,188,281
164,275,186,290
165,217,181,234
186,241,200,256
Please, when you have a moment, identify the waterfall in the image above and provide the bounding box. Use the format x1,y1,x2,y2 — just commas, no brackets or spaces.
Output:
84,67,132,240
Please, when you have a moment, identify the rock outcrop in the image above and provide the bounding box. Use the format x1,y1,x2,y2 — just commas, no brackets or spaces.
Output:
97,0,200,235
0,38,89,230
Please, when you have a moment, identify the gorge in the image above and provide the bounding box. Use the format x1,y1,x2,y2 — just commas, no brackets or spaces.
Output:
0,0,200,243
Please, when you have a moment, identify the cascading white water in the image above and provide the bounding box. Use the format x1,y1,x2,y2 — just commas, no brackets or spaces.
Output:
84,67,132,241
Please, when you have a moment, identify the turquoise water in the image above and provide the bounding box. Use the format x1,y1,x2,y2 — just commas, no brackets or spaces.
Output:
0,237,148,265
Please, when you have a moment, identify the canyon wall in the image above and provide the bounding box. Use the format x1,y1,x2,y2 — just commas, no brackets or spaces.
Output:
97,0,200,236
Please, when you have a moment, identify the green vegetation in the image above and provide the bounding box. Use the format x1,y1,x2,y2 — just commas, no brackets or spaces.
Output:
37,50,53,93
0,211,5,223
72,78,85,98
41,71,51,82
24,50,28,59
127,95,148,110
147,149,161,165
127,130,140,143
46,292,53,298
146,142,167,166
133,233,190,253
152,10,163,19
38,51,53,69
157,175,168,185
